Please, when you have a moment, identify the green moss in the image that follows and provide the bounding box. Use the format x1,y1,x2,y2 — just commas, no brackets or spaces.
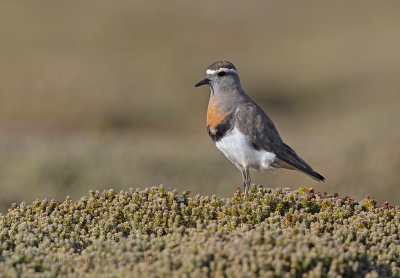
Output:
1,186,400,277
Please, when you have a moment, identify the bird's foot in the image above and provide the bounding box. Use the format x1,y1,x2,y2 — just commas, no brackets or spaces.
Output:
244,185,250,198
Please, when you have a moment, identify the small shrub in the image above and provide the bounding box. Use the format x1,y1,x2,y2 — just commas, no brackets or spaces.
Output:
1,186,399,277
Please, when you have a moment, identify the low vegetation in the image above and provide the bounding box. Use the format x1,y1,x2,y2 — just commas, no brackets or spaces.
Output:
1,186,399,277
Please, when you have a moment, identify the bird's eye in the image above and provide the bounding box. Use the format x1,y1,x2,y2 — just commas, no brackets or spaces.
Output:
218,71,226,77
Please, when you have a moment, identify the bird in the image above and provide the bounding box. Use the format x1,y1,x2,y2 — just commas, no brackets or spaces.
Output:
194,61,325,197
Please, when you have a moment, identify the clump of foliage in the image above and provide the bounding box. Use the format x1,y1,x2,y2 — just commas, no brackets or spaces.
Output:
1,186,399,277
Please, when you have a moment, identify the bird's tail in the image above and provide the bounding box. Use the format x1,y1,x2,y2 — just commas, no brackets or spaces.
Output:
306,170,325,182
275,143,325,182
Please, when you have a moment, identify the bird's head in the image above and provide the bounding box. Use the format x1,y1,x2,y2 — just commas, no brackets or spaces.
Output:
195,61,241,94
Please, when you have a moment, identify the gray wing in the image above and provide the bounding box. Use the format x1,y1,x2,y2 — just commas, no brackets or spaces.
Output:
235,102,283,152
235,101,325,181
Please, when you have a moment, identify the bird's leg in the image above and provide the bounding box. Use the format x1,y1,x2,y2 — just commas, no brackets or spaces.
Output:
244,166,251,197
240,167,246,196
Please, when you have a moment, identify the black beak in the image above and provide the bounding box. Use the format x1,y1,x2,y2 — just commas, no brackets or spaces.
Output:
194,78,210,87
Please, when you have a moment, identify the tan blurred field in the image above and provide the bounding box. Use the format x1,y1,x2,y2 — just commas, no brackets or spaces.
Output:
0,1,400,211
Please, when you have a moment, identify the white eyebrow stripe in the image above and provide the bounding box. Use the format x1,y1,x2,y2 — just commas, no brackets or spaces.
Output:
206,68,237,75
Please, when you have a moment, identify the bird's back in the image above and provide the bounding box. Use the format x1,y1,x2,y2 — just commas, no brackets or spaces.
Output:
234,97,325,181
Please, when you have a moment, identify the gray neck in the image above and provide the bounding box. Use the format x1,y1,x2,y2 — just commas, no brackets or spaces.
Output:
211,75,242,93
210,78,250,113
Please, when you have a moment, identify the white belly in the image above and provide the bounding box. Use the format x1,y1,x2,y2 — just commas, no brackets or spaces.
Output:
215,127,276,171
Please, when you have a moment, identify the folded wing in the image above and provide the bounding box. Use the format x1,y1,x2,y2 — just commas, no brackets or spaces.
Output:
235,101,325,181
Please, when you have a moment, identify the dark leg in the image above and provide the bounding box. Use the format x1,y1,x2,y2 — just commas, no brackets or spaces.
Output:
244,166,251,197
240,167,246,195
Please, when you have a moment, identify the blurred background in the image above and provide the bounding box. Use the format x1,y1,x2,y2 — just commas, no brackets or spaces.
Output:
1,1,400,212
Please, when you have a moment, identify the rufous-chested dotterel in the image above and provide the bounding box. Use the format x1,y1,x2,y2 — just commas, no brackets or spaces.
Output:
195,61,325,196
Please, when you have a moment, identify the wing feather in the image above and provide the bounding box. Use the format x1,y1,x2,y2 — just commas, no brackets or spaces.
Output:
235,101,324,181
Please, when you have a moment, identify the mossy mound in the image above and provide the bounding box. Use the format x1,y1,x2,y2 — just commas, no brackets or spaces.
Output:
1,186,399,277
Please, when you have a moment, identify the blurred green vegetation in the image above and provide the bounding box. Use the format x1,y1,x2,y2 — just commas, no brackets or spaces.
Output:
1,1,400,211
